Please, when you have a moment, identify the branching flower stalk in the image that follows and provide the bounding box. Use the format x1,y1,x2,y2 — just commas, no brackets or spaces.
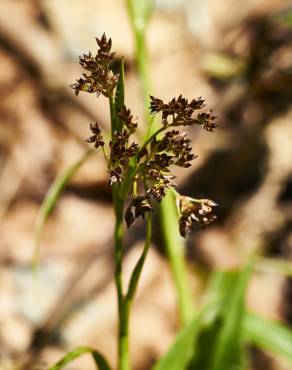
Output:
71,34,218,370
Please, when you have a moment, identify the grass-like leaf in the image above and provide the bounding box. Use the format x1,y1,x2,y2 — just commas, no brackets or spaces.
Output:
244,312,292,365
160,190,193,325
208,262,252,370
114,58,125,132
126,213,152,301
154,265,253,370
33,149,93,272
152,271,231,370
152,314,202,370
186,267,251,370
48,346,111,370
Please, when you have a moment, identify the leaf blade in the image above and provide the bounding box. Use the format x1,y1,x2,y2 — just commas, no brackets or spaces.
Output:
244,312,292,364
33,149,93,272
152,271,231,370
209,262,253,370
48,346,111,370
152,313,202,370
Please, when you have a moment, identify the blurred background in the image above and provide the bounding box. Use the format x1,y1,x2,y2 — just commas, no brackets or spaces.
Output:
0,0,292,369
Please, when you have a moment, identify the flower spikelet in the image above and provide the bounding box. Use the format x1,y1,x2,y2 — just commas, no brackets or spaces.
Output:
125,195,153,227
86,122,104,149
178,197,217,237
71,33,118,97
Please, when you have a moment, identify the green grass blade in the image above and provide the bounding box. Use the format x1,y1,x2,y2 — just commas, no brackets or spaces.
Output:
152,271,231,370
244,312,292,364
185,269,247,370
152,314,202,370
209,262,253,370
48,346,111,370
114,58,125,132
126,213,152,301
33,149,93,272
160,191,193,325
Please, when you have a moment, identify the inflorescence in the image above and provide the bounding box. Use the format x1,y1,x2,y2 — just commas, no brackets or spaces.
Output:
71,33,217,237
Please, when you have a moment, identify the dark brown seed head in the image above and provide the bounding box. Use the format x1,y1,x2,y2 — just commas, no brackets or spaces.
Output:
125,195,153,227
86,122,104,148
71,33,118,98
178,197,217,236
149,95,164,114
117,106,138,132
195,111,218,132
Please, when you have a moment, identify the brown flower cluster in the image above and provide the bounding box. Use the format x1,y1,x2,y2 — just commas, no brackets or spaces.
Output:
177,197,217,237
109,127,139,185
125,195,153,228
117,106,138,133
71,33,118,97
72,34,218,237
150,95,217,131
84,98,217,232
139,129,196,203
86,122,104,148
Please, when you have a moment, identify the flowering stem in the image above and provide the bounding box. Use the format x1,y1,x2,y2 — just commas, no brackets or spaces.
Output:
126,4,194,325
120,213,152,370
110,84,130,369
112,191,129,370
114,196,124,311
113,185,153,370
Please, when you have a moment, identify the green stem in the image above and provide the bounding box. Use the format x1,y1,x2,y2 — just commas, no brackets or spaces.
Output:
113,195,130,370
126,2,152,126
114,199,124,313
114,193,153,370
110,86,130,369
126,1,193,326
119,213,152,370
135,32,151,122
139,126,167,154
160,191,193,325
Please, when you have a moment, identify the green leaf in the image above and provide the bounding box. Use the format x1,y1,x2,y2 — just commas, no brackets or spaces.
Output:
126,213,152,301
152,271,231,370
48,346,111,370
152,262,253,370
114,58,125,132
33,149,93,272
152,312,204,370
160,190,193,325
184,268,250,370
244,312,292,365
208,262,252,370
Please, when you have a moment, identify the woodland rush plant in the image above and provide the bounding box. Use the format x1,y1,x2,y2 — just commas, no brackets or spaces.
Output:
45,34,217,370
41,29,292,370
